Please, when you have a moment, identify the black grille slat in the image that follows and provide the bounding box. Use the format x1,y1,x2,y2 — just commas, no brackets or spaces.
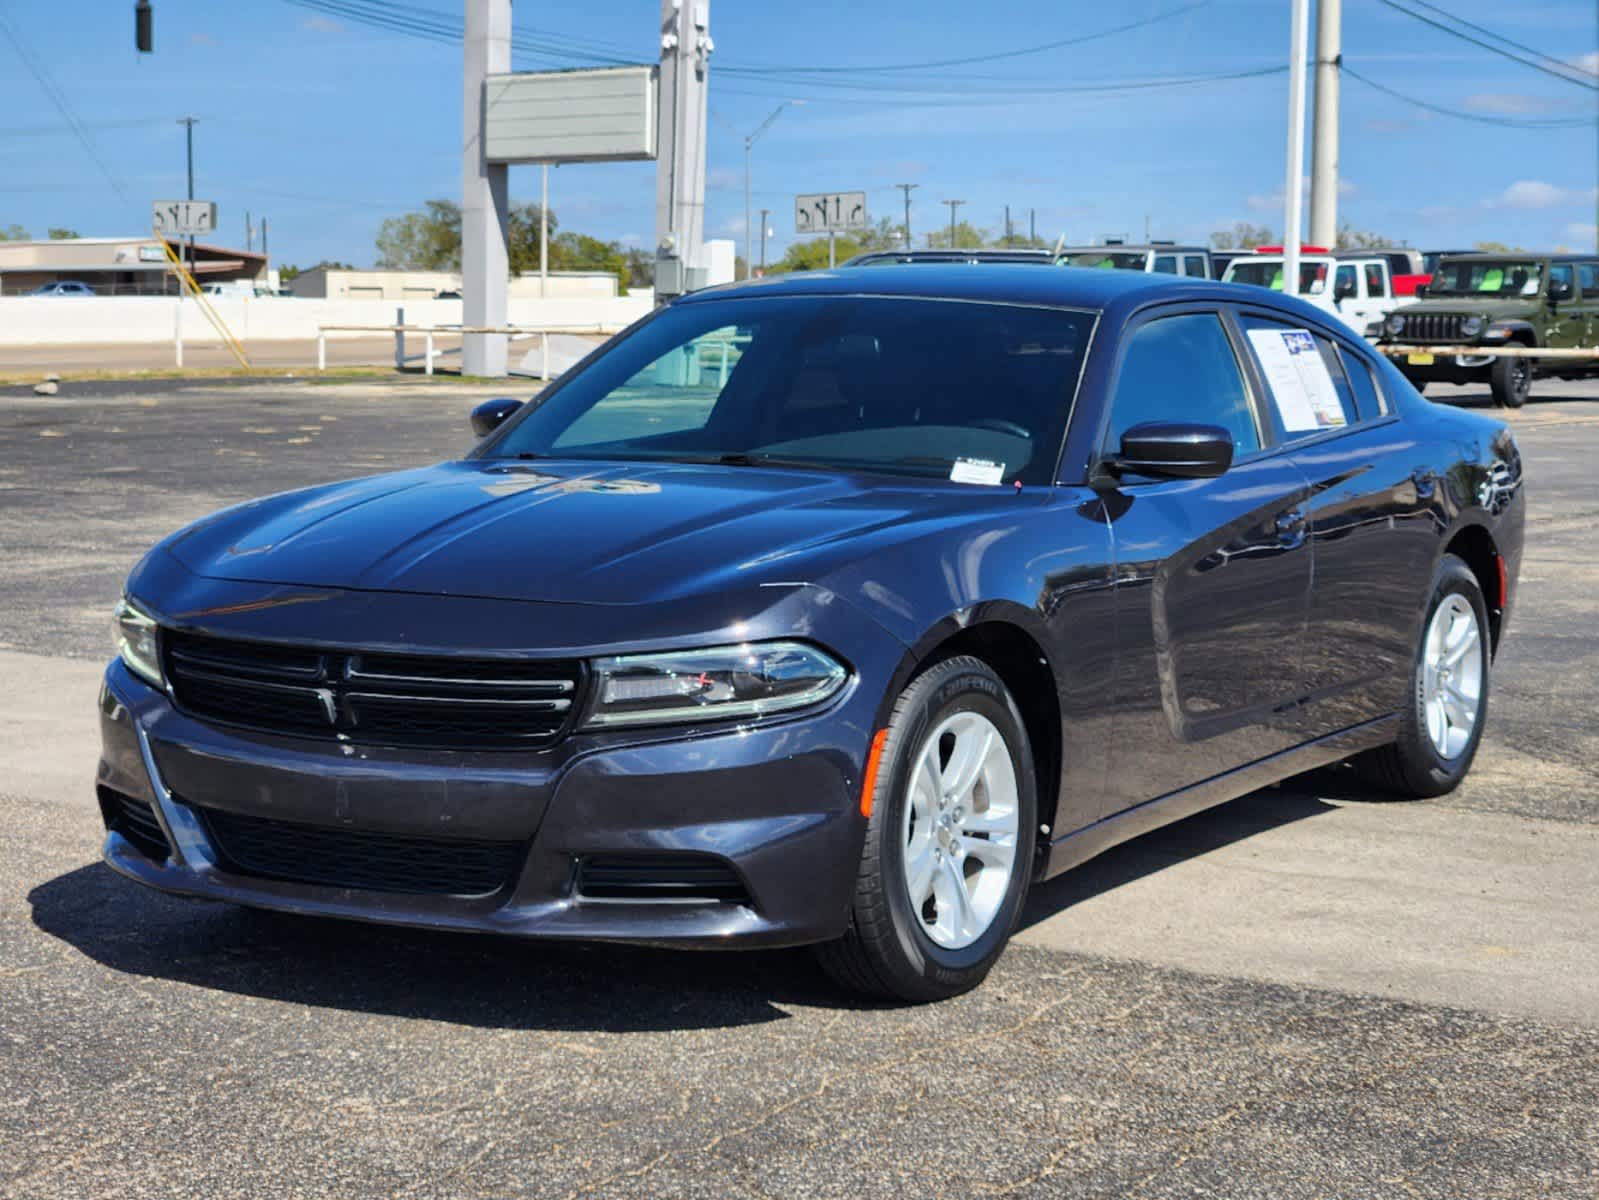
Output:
577,854,750,904
163,631,582,751
1408,312,1467,344
199,806,522,896
98,786,171,861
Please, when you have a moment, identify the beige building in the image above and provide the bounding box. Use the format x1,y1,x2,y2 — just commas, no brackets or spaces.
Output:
0,236,267,296
287,266,621,301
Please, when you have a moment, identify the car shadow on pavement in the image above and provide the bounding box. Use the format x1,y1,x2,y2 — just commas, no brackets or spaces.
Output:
1017,783,1339,933
26,863,851,1032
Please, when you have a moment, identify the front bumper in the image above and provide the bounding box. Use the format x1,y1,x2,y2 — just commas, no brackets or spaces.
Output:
97,656,881,949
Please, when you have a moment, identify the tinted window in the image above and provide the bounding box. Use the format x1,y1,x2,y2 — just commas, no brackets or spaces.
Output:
1183,255,1208,278
1334,264,1358,298
1549,263,1575,295
1153,255,1179,275
1429,259,1541,296
1061,251,1148,271
491,296,1095,486
1339,347,1388,418
1578,263,1599,294
1365,263,1388,297
1106,314,1259,460
1237,315,1359,440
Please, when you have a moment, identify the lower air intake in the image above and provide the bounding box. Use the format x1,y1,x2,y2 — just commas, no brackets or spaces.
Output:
576,853,750,904
98,786,171,861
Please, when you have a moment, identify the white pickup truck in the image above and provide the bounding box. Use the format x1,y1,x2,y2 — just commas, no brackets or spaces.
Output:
1221,252,1399,338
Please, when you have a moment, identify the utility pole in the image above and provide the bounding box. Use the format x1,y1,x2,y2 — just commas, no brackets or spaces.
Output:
462,0,510,375
656,0,713,295
1308,0,1341,248
1029,209,1035,244
758,207,769,273
740,99,796,280
245,211,253,254
1004,205,1012,247
896,182,917,248
942,198,964,248
176,116,197,270
540,162,550,297
260,217,268,260
1283,0,1310,297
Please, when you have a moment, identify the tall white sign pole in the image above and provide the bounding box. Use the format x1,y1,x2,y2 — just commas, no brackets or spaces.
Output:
654,0,711,296
1309,0,1342,249
463,0,511,376
1283,0,1310,297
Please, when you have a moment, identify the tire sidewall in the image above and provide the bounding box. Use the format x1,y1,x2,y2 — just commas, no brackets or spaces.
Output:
874,661,1037,990
1402,557,1491,788
1493,354,1530,408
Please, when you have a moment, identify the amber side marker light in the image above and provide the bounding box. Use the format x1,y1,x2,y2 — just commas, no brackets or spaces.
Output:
860,729,890,818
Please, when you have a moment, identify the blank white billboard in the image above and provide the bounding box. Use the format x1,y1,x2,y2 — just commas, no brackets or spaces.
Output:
483,66,657,165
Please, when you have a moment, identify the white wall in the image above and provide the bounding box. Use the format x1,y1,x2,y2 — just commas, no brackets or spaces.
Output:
0,294,654,347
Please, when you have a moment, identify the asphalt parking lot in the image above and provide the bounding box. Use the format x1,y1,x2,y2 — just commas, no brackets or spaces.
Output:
2,374,1597,1198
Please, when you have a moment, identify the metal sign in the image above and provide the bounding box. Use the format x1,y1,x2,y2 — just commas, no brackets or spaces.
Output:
484,66,658,164
152,200,216,237
795,191,867,235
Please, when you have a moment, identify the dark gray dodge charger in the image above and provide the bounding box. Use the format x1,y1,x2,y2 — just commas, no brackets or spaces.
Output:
98,265,1524,1001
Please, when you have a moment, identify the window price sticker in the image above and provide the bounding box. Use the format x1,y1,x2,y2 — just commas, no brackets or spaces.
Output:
950,457,1005,486
1247,328,1347,433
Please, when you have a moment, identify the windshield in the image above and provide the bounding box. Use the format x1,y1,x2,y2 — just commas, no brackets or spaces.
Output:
485,296,1096,486
1224,259,1330,295
1059,252,1148,271
1427,259,1542,297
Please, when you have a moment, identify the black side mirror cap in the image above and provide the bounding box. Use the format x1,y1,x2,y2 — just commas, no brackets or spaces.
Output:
1549,284,1572,304
471,397,524,438
1109,421,1234,480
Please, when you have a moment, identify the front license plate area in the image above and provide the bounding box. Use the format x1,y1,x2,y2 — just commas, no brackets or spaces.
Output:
1407,352,1435,365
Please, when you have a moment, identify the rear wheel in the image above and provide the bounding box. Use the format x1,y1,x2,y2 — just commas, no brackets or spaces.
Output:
1489,351,1531,408
1355,554,1490,798
815,656,1037,1002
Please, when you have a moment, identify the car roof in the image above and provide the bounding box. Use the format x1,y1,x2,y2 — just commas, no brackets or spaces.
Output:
677,262,1332,319
1057,244,1209,254
1436,252,1597,263
843,249,1053,265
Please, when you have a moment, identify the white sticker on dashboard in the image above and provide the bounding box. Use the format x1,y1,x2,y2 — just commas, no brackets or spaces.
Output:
1246,327,1347,433
950,458,1005,486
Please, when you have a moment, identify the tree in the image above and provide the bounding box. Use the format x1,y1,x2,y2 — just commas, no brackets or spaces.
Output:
375,199,462,270
506,202,559,276
46,227,79,240
1336,223,1395,250
1474,240,1527,253
625,247,654,291
769,234,870,273
278,260,353,284
0,224,28,241
547,231,630,292
1210,222,1275,250
926,220,988,250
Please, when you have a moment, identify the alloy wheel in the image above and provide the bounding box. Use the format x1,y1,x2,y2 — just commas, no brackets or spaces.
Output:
900,711,1020,949
1422,594,1483,760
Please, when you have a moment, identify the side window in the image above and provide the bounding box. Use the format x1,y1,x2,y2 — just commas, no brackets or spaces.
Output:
1334,264,1358,300
1183,254,1208,278
552,325,742,449
1576,263,1599,296
1547,263,1574,298
1237,315,1360,441
1338,346,1388,418
1365,263,1388,297
1153,255,1179,275
1106,313,1260,460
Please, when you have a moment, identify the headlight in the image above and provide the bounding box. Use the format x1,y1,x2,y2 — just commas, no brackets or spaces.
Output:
113,596,164,688
1385,313,1406,337
1461,316,1484,337
582,641,847,729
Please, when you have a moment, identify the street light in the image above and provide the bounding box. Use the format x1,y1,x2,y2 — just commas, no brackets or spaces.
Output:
743,100,803,280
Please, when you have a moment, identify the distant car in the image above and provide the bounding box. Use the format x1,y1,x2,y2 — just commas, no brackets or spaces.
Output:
1422,249,1475,278
30,281,95,296
842,249,1053,267
1223,252,1400,337
435,289,463,299
1054,243,1213,279
97,265,1524,1002
1338,248,1429,297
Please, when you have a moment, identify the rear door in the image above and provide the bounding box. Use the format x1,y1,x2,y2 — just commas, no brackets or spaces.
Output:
1234,310,1438,734
1094,306,1313,817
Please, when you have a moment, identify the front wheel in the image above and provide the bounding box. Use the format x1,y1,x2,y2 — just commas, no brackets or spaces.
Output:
1490,352,1531,408
1355,554,1491,797
815,656,1037,1002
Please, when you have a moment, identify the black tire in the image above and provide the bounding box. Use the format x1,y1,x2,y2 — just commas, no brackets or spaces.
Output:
1354,554,1491,798
1489,351,1531,408
814,656,1037,1002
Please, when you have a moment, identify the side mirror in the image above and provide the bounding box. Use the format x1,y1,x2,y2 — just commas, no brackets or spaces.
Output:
1415,283,1429,298
1334,280,1356,301
1111,422,1234,480
1549,281,1573,304
470,397,524,438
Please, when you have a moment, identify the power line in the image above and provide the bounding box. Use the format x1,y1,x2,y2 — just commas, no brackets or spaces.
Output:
0,8,129,202
710,66,1289,106
280,0,636,66
1376,0,1599,92
1400,0,1598,83
1343,65,1593,129
718,2,1211,76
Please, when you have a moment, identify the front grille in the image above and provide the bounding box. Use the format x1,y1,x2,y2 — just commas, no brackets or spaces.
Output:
1402,312,1469,344
98,785,170,861
199,806,524,896
163,630,582,751
576,854,750,904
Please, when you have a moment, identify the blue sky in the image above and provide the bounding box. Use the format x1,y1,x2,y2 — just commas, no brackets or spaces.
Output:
1,0,1595,268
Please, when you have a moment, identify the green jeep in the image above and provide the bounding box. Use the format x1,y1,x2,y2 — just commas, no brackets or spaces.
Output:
1380,253,1599,407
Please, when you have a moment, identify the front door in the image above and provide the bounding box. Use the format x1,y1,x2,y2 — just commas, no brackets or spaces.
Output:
1095,308,1313,819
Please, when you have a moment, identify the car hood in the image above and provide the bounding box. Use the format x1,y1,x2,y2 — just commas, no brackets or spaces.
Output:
1397,296,1534,315
166,458,1014,606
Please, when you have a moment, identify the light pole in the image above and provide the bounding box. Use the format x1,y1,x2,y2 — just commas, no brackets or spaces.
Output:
758,207,770,273
896,182,917,248
177,116,197,271
1283,0,1310,296
743,100,802,279
942,199,965,248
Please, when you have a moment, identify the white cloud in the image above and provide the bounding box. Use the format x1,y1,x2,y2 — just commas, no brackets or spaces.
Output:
1246,176,1357,213
1463,93,1570,116
1484,180,1595,210
1569,51,1599,78
302,15,342,33
1564,222,1598,245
